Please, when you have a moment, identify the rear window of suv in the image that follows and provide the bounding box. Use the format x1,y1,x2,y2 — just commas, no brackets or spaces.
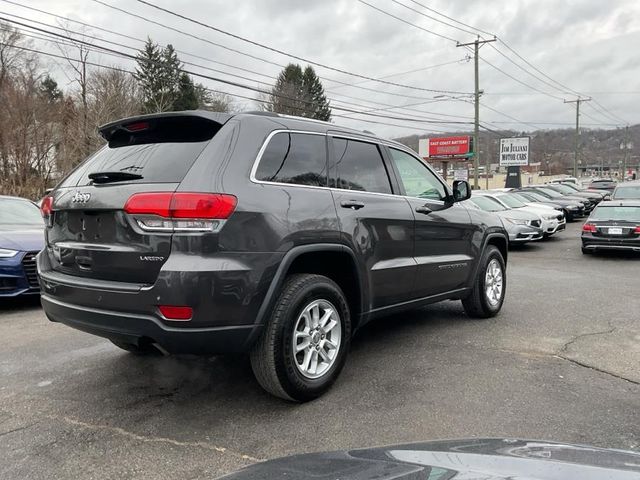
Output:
59,116,223,187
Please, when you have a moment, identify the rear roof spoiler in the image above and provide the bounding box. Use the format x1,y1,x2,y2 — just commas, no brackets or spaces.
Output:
98,110,233,142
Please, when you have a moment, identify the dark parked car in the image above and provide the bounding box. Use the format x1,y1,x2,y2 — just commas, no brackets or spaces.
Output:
544,183,604,204
581,200,640,254
513,190,584,221
37,111,508,401
559,181,611,199
588,178,617,192
516,188,587,222
612,179,640,200
520,186,592,216
218,438,640,480
0,196,44,297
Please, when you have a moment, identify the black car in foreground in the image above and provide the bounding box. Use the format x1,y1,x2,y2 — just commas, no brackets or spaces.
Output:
218,438,640,480
582,200,640,254
38,111,508,401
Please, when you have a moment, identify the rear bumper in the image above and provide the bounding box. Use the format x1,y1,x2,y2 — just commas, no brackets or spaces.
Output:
582,238,640,252
37,249,282,353
41,294,261,354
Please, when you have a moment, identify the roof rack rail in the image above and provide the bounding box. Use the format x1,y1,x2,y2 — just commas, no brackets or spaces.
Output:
243,111,280,117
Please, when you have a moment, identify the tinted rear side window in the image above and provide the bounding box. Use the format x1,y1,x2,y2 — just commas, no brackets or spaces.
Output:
60,116,223,187
255,132,327,187
331,138,392,194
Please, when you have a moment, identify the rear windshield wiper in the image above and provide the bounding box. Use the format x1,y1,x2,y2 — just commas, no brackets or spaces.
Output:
88,171,143,184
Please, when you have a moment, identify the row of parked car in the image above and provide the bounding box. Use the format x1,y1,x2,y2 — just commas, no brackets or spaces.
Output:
464,182,612,246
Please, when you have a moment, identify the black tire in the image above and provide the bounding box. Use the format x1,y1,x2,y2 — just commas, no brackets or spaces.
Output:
250,274,351,402
110,340,161,356
462,245,506,319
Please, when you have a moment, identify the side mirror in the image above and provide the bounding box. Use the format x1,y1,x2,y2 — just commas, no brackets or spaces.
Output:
452,180,471,202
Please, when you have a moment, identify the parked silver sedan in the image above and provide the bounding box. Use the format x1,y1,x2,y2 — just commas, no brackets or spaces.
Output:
465,195,544,245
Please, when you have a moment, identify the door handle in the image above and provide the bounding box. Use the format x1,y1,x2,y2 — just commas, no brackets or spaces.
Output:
341,200,365,210
415,205,432,215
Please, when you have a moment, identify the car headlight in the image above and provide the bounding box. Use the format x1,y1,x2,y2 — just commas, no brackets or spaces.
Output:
0,248,19,258
506,218,528,225
543,214,556,220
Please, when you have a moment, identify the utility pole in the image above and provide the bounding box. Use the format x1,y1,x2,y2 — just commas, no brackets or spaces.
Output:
457,36,496,189
564,97,591,178
622,125,630,182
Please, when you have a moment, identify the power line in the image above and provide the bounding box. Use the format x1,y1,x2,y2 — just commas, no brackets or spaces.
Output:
325,57,468,92
477,53,566,101
79,0,473,100
404,0,496,38
3,4,483,121
0,23,474,129
0,0,280,80
355,0,458,42
404,1,630,126
3,41,467,136
8,15,475,125
389,0,478,37
129,0,470,94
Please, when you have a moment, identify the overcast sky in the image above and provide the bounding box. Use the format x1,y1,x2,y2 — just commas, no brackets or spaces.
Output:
8,0,640,139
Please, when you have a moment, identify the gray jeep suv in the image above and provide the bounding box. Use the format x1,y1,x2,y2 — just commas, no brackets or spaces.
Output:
38,111,508,401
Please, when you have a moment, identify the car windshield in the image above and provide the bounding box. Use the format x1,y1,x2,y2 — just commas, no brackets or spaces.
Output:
0,198,43,227
495,194,526,208
613,186,640,199
589,205,640,222
510,192,535,203
561,183,580,192
535,187,563,198
550,184,576,195
469,195,507,212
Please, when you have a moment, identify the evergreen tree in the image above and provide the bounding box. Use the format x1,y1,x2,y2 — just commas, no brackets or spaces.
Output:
267,63,331,121
39,75,62,102
302,66,331,121
134,39,185,112
172,72,198,111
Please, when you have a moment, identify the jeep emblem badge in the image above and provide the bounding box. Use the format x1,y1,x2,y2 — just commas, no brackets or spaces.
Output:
71,191,91,204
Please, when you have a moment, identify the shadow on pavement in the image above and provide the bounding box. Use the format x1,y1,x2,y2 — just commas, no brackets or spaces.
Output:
0,295,42,312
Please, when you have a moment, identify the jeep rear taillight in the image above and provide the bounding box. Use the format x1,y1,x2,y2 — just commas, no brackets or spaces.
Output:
124,192,237,232
41,195,54,226
40,195,53,218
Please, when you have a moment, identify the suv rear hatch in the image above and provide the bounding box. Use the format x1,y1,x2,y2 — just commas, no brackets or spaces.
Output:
42,113,232,285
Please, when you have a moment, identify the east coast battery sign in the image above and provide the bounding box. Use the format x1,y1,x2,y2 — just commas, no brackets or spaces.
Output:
419,136,471,159
499,137,530,166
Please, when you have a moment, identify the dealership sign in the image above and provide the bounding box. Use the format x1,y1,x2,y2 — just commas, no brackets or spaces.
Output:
499,137,530,166
419,136,471,158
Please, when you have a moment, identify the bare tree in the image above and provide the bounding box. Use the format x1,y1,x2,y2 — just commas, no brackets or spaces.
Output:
53,22,92,160
87,68,142,144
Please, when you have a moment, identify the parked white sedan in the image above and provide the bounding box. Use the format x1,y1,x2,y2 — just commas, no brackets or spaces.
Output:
476,191,566,237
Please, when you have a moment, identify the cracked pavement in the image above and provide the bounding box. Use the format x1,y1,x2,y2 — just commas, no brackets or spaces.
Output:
1,221,638,479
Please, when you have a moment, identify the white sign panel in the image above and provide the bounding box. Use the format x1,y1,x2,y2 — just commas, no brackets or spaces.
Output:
418,138,429,158
453,169,468,181
499,137,530,166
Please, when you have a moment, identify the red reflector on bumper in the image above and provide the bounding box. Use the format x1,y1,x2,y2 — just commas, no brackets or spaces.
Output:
158,305,193,320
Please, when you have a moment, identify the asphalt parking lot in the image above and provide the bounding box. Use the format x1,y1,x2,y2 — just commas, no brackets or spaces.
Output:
1,221,639,480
